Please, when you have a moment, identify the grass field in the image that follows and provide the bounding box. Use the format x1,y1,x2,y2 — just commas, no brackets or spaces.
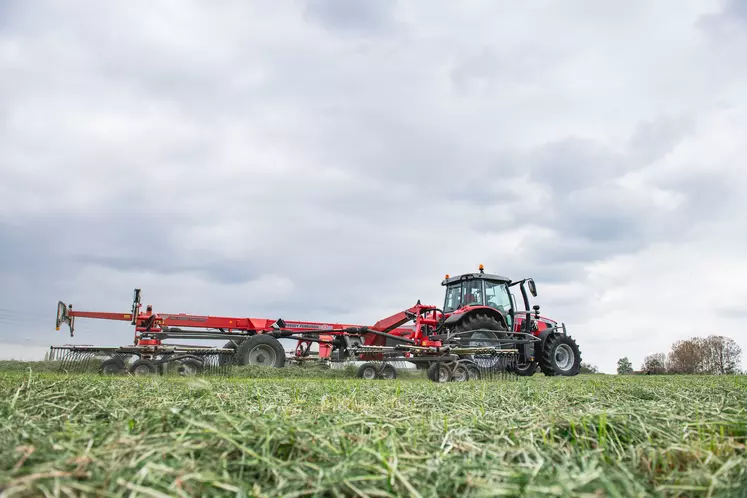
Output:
0,365,745,497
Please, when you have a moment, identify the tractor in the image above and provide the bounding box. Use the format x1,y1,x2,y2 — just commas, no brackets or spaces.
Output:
436,265,581,376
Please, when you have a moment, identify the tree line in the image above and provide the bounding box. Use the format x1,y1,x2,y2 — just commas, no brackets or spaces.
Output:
617,335,742,375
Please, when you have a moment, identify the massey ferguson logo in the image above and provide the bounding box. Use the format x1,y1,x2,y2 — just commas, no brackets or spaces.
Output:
285,322,330,330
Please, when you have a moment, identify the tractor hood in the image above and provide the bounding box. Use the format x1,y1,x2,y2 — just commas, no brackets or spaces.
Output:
515,314,558,331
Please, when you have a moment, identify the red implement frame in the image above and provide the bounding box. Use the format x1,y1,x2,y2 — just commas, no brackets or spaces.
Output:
55,290,445,359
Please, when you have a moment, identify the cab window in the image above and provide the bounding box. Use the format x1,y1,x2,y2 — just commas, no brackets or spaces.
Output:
461,280,483,307
485,280,512,317
444,285,462,312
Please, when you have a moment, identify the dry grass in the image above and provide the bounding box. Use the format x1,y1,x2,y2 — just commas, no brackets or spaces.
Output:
0,365,745,497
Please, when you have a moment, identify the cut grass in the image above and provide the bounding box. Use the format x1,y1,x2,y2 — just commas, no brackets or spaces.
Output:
0,367,745,497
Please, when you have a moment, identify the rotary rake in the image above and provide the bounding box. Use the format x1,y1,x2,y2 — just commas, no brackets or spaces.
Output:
48,345,236,376
348,329,539,382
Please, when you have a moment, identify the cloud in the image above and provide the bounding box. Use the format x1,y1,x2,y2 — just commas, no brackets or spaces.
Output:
1,0,746,373
303,0,399,33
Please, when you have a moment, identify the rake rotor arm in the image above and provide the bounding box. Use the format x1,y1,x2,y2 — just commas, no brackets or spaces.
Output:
369,303,438,333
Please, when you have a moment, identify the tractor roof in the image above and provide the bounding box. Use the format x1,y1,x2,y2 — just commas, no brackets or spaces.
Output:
441,272,511,286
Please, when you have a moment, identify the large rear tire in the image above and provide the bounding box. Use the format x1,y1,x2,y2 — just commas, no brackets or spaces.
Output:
539,333,581,376
454,312,510,367
237,335,286,368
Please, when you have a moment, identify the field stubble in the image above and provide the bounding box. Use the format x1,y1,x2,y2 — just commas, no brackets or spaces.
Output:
0,364,745,497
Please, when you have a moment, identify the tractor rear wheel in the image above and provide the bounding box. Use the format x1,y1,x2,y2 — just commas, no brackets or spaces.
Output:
539,333,581,376
454,312,509,367
237,335,286,368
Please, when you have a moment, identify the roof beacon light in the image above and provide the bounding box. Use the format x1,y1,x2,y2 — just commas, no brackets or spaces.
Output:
444,274,450,279
478,264,484,273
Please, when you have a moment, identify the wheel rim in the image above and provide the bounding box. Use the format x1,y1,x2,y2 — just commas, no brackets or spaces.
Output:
381,367,394,379
362,367,376,379
468,331,503,367
554,344,575,371
103,364,120,374
438,365,449,382
181,363,198,375
133,365,151,375
452,366,468,382
467,366,480,380
248,345,277,366
469,331,495,347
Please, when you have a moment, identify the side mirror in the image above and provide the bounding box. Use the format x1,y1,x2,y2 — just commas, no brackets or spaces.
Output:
527,279,537,297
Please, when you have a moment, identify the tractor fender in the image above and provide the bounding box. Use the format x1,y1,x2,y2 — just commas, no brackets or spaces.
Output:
534,323,564,358
444,306,509,330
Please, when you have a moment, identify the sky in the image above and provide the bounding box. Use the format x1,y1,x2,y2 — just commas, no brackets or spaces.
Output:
1,0,746,374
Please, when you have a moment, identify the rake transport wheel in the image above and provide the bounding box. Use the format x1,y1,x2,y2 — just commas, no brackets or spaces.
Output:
129,359,157,376
513,361,538,377
539,333,581,376
357,362,378,379
237,335,286,368
178,358,203,376
451,362,470,382
378,363,397,380
460,360,481,380
99,358,125,375
427,362,453,383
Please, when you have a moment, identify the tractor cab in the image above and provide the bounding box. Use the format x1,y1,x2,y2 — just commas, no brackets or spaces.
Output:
441,265,541,332
442,266,516,326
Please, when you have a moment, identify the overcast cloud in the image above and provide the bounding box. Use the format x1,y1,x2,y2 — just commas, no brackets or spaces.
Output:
1,0,746,373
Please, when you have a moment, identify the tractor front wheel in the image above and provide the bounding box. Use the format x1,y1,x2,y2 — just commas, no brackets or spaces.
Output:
539,333,581,376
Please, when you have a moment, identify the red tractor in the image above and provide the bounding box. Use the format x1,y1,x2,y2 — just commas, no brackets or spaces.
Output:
434,265,581,376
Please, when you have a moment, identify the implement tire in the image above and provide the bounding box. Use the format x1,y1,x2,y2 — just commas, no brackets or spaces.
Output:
99,358,125,375
539,333,581,376
129,359,157,376
513,361,537,377
237,335,286,368
178,358,203,376
427,362,452,382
